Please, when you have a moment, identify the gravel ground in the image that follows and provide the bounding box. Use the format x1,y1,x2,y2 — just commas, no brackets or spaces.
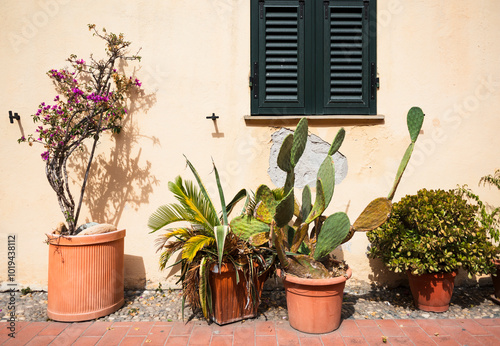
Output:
2,282,499,323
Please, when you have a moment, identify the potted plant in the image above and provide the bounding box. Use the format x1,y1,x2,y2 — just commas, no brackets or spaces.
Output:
19,25,142,321
368,188,498,312
229,107,425,333
148,158,275,325
457,170,500,303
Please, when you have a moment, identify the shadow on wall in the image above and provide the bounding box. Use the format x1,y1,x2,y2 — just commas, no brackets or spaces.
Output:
368,257,407,288
124,254,146,289
68,65,159,226
368,257,491,288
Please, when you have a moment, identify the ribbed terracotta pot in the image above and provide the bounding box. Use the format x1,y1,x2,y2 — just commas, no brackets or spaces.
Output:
47,229,125,322
407,271,456,312
209,262,270,325
491,259,500,304
282,268,352,334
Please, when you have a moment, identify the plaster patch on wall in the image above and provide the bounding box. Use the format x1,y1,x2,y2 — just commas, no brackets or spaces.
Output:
268,128,348,189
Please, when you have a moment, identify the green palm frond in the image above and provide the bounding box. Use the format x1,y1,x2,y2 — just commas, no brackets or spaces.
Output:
182,235,215,262
183,179,220,228
184,157,220,225
158,246,183,270
148,203,194,232
155,228,192,270
154,228,192,251
242,190,257,216
169,177,219,231
198,257,211,319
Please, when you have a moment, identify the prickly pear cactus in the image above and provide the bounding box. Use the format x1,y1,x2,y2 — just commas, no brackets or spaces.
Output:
231,108,424,280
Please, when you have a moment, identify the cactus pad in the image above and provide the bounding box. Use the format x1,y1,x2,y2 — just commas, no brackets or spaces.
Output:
352,197,392,232
328,127,346,155
313,212,350,260
230,215,270,241
317,155,335,207
277,134,293,172
407,107,424,143
291,118,308,167
254,185,278,223
388,143,414,201
248,231,271,246
290,223,310,253
275,189,295,228
304,179,326,224
301,185,312,221
284,170,295,194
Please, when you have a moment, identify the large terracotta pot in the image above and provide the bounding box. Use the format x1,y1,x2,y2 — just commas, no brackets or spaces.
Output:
282,268,352,334
492,259,500,304
407,271,456,312
209,262,270,325
47,229,125,322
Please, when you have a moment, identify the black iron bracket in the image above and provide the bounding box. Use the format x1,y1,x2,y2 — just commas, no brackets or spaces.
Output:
9,111,20,124
206,113,219,121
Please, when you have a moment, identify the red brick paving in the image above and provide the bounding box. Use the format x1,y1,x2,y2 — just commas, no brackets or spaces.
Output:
118,336,146,345
25,335,56,346
416,319,450,337
94,325,129,345
233,324,256,345
71,336,100,346
211,334,233,346
126,321,155,336
81,321,113,337
0,318,499,345
255,335,277,346
433,335,460,346
375,319,406,337
146,325,171,345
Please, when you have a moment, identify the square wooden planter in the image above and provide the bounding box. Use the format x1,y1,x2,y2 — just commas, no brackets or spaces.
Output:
208,262,269,325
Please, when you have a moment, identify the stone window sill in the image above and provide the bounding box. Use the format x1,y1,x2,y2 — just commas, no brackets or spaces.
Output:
243,115,385,125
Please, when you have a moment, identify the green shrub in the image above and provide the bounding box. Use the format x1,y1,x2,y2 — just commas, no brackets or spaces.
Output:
457,170,500,250
367,188,497,276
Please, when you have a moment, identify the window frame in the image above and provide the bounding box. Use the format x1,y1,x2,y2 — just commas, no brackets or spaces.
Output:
250,0,377,116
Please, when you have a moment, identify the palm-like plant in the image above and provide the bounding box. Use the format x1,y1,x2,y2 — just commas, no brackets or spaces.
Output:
150,176,219,267
148,158,274,320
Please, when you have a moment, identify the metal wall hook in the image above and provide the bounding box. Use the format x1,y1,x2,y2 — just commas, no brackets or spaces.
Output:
206,113,219,121
9,111,20,124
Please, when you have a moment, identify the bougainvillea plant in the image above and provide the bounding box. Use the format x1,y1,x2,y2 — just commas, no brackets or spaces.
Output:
19,24,142,235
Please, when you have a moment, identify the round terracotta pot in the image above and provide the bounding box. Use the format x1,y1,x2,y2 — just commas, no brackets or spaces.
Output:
282,268,352,334
47,229,125,322
407,271,456,312
492,259,500,302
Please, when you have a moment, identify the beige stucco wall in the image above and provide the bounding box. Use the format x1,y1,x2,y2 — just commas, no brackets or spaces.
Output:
1,0,499,290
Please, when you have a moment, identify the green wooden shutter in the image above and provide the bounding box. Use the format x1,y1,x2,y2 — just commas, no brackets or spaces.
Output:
251,0,306,115
251,0,376,116
319,0,376,115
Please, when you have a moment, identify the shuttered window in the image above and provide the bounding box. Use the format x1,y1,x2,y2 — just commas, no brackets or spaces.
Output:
251,0,377,116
